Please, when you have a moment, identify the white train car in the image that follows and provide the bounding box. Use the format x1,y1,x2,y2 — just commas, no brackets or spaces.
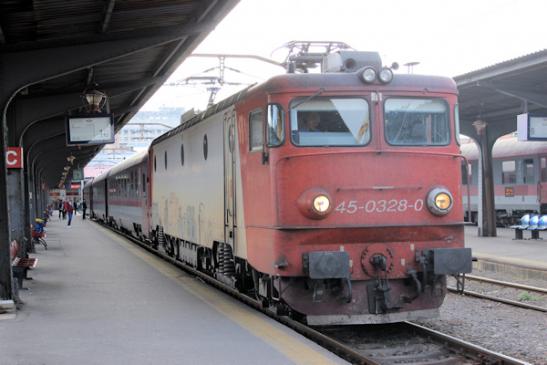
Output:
461,135,547,224
106,150,149,237
91,173,108,221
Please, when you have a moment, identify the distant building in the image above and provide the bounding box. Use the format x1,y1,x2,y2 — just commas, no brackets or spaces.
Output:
85,106,184,178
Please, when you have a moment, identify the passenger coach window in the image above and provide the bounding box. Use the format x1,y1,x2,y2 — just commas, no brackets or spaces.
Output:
267,104,284,146
142,173,146,193
290,97,370,146
502,160,516,184
523,159,534,184
249,110,264,151
541,158,547,182
385,98,449,146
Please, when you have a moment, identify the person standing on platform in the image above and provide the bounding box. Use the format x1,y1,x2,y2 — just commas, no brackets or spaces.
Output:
62,199,67,220
64,200,74,226
82,199,87,220
58,199,63,219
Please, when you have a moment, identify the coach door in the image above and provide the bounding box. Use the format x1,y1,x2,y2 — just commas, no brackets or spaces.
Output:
224,111,237,250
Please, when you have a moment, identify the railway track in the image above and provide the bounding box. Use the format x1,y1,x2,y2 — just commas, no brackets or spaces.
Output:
448,274,547,313
96,221,530,365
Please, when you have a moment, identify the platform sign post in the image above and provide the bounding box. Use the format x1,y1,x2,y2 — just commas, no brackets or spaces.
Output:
5,147,23,169
517,113,547,141
72,168,84,181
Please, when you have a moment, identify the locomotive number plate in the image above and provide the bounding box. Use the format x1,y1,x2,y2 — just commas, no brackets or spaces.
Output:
335,199,424,214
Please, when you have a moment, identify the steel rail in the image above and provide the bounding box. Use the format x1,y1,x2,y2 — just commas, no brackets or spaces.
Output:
448,287,547,312
93,220,530,365
465,274,547,294
404,322,532,365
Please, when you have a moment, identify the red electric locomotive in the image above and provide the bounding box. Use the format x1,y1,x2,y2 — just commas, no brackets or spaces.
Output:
90,43,472,325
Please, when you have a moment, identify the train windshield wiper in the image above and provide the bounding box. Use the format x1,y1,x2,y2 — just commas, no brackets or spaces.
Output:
291,88,325,109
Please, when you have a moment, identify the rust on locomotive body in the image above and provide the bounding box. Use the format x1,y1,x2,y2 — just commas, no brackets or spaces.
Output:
87,43,472,326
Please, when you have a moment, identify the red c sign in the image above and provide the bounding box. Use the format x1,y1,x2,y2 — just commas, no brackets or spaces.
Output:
6,147,23,169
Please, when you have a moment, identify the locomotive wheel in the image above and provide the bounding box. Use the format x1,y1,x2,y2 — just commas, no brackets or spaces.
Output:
164,236,175,257
251,269,270,308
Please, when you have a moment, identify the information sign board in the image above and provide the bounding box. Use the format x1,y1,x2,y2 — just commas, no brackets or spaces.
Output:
66,114,114,146
517,113,547,141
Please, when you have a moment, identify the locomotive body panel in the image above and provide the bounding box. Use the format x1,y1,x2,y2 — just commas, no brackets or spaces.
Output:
274,151,463,227
243,150,465,277
150,106,247,256
245,225,464,278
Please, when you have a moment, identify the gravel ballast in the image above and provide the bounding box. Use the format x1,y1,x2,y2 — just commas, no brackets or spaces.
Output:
416,268,547,365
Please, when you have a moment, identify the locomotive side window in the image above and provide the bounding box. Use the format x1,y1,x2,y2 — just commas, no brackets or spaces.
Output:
454,104,461,145
249,109,264,151
385,98,449,146
502,160,516,184
290,97,370,146
267,104,284,146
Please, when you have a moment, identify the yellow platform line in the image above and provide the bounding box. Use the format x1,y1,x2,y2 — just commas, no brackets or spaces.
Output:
99,226,340,365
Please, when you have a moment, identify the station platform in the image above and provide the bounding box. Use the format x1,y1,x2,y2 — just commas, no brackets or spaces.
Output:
0,215,347,365
464,225,547,279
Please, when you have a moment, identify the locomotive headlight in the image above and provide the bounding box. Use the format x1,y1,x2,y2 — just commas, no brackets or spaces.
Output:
360,67,376,83
313,195,330,213
378,68,394,83
434,193,451,210
297,188,333,219
427,187,453,216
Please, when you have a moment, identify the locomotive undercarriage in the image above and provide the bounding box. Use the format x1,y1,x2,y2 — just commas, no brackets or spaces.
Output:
141,225,471,325
256,251,454,325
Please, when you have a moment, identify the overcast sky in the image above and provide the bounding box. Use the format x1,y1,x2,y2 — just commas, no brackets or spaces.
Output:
143,0,547,111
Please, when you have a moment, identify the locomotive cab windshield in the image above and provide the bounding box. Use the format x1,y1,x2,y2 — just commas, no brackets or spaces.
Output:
384,98,450,146
290,97,371,146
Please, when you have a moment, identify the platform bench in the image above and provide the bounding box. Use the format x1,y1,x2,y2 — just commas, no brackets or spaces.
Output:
10,240,38,290
510,214,531,240
511,226,525,240
510,226,543,240
510,214,547,240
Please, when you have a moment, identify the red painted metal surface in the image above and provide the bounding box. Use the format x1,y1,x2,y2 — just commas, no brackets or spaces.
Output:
236,81,463,281
233,74,463,321
245,225,463,278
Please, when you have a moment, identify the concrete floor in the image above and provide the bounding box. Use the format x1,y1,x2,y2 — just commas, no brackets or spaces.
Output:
0,215,347,365
464,225,547,270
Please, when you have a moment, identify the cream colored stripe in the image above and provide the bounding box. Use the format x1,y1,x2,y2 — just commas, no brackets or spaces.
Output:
474,251,547,270
98,226,339,365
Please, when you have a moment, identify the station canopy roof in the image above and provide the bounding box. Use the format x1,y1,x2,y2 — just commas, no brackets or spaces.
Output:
1,0,239,187
455,49,547,138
